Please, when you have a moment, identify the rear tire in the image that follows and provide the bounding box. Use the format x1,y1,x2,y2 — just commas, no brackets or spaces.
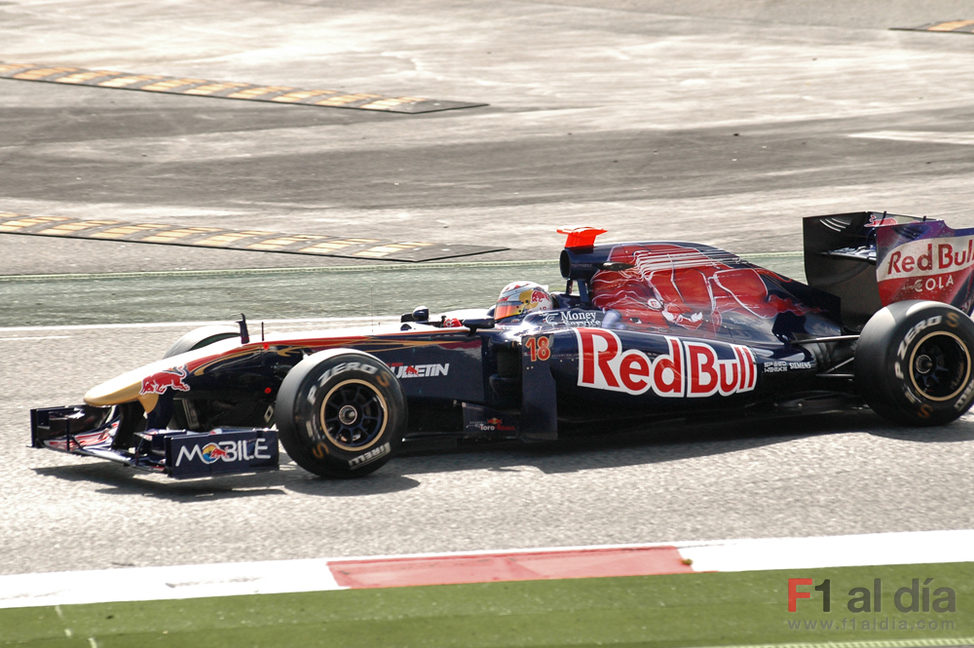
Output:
855,300,974,426
275,350,405,478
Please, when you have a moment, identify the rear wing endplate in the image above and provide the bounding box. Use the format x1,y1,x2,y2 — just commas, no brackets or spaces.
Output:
804,212,974,328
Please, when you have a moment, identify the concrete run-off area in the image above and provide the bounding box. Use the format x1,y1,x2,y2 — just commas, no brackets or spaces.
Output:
3,1,974,274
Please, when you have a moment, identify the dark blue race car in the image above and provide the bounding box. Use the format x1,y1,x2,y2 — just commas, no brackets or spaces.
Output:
31,212,974,478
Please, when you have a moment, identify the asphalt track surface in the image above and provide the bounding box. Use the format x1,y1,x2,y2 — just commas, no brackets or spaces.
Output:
2,0,974,577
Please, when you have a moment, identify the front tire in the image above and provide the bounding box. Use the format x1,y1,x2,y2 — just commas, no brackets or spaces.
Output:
855,300,974,426
275,350,405,478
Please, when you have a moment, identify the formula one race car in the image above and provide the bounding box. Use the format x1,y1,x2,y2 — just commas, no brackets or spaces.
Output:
30,211,974,479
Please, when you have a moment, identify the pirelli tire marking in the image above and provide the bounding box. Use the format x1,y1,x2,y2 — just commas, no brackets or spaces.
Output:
0,62,487,114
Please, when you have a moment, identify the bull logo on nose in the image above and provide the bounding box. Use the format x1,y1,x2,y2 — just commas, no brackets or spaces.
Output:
140,367,191,395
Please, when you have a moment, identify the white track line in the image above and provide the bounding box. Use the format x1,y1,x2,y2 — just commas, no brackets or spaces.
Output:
0,558,344,608
0,316,398,333
677,529,974,572
849,130,974,146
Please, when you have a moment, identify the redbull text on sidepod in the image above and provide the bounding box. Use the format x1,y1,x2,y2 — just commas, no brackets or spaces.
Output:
574,328,757,398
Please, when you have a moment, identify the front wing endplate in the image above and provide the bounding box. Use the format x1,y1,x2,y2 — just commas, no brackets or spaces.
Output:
30,405,279,479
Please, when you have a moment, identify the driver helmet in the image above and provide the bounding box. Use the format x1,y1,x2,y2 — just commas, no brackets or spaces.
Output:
494,281,555,321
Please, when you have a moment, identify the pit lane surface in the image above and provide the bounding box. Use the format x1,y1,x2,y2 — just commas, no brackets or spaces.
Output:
3,0,974,577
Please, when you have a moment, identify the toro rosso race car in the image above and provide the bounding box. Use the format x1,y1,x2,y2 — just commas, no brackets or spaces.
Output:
30,211,974,479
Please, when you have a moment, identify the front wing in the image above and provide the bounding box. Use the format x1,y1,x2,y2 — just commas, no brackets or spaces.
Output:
31,405,279,479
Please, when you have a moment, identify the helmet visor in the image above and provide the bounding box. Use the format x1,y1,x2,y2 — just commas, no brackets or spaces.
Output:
494,301,524,321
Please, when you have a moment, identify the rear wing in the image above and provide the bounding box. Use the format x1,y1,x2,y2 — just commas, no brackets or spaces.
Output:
803,212,974,329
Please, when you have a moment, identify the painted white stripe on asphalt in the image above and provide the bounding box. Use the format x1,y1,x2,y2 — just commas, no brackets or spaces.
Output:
0,316,398,333
0,558,344,608
849,130,974,146
1,530,971,609
0,335,71,341
678,529,974,572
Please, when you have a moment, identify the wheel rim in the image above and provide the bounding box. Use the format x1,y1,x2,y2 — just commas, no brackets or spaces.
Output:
908,331,972,402
319,379,387,451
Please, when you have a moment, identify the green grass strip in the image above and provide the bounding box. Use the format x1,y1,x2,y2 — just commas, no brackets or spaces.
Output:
1,562,971,647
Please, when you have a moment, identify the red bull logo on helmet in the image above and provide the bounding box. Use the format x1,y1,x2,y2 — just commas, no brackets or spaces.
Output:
495,281,553,320
140,367,191,395
575,328,757,398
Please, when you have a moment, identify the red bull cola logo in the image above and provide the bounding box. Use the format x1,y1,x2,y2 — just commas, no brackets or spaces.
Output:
877,233,974,307
879,236,974,280
140,367,191,395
